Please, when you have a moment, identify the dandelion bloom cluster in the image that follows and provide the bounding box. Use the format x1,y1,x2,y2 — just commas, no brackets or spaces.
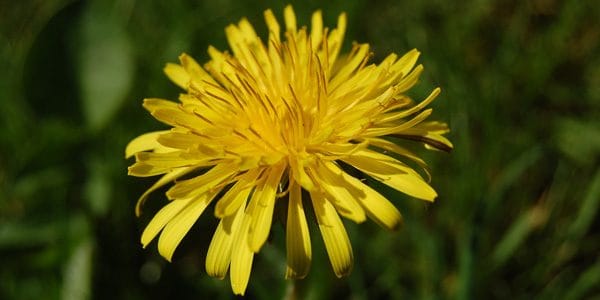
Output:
126,5,452,295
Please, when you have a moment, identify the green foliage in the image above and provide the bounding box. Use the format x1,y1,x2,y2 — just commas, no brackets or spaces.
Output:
1,0,598,299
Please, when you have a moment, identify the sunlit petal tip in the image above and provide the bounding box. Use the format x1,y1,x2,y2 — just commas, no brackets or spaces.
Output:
142,98,175,113
163,63,189,89
338,12,347,26
125,131,167,158
238,17,251,28
283,5,297,32
177,52,191,62
409,48,420,55
158,194,215,261
213,208,225,219
311,9,323,22
205,226,229,279
263,9,280,37
230,214,254,296
214,183,253,218
206,206,244,279
285,182,312,279
140,197,192,251
231,283,248,296
389,216,404,231
311,192,354,278
424,190,438,202
414,64,424,73
224,24,236,35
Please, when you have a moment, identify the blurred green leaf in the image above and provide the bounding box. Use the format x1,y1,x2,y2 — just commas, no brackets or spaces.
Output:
83,156,111,217
457,231,473,300
492,204,548,268
568,169,600,240
11,167,69,202
78,2,133,132
0,221,59,249
485,147,542,219
555,118,600,165
564,259,600,300
61,237,94,300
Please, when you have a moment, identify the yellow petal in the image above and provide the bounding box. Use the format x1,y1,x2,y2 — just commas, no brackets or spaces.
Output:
205,202,245,279
135,167,196,216
214,169,261,218
289,156,315,191
397,130,454,152
310,10,323,50
364,108,432,137
128,150,216,177
342,149,437,201
128,162,174,177
311,140,369,157
312,161,366,223
366,137,432,180
248,163,286,252
310,10,323,51
283,5,297,32
179,53,215,85
142,98,179,113
238,18,259,44
143,98,211,132
125,131,169,158
166,163,237,200
151,107,209,131
156,130,206,150
237,155,262,171
391,48,420,79
163,63,189,89
327,162,403,230
330,44,370,88
140,196,193,248
393,121,453,152
366,138,427,167
225,24,247,64
310,190,353,277
263,9,280,43
326,12,347,72
378,88,441,123
395,64,424,93
230,207,254,296
134,151,209,168
157,192,216,262
415,121,451,133
285,181,312,279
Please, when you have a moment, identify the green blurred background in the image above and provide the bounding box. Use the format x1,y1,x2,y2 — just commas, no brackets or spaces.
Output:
1,0,599,299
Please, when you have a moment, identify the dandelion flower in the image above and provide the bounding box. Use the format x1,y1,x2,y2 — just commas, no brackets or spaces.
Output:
126,5,452,295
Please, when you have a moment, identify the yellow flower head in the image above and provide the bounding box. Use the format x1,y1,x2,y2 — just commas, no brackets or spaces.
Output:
126,5,452,295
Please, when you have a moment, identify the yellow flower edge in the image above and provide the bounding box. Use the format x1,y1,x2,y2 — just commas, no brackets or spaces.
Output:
126,5,452,296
